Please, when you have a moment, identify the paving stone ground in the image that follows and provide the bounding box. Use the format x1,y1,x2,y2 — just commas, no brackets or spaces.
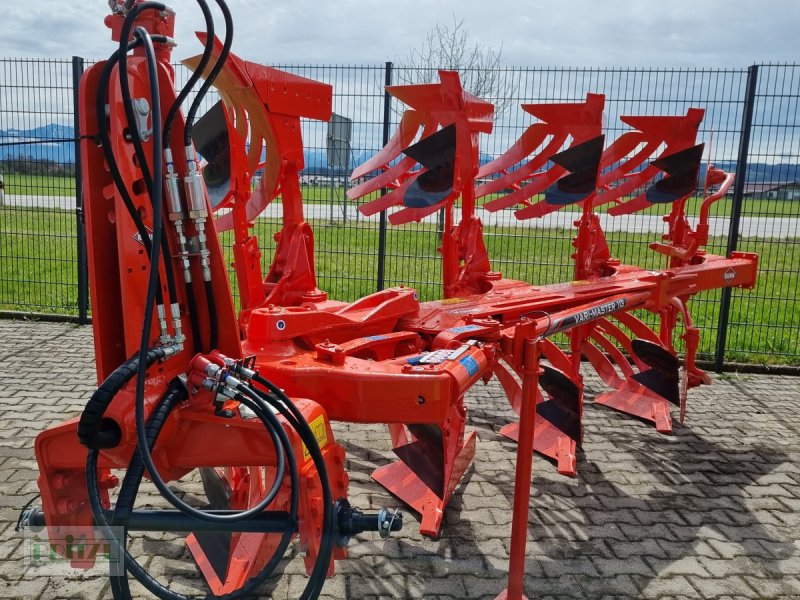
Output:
1,319,799,600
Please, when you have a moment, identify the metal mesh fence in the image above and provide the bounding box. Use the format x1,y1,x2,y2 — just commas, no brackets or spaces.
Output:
0,58,797,366
725,65,800,362
0,58,77,314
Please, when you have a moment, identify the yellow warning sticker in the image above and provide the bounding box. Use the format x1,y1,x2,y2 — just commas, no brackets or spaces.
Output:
303,414,329,461
440,297,466,304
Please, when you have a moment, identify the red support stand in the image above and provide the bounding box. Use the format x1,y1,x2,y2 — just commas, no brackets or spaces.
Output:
495,339,540,600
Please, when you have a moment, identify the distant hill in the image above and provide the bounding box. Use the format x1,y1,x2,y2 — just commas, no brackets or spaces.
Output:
0,124,76,165
1,124,796,183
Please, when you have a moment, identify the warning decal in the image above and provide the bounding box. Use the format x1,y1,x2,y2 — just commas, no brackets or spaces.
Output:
303,414,329,461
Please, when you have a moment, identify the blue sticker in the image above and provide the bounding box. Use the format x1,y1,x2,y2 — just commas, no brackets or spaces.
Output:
365,335,386,342
406,356,423,365
276,320,286,331
459,355,479,377
450,324,482,334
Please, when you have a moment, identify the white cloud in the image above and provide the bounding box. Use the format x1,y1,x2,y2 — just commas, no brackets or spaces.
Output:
0,0,795,67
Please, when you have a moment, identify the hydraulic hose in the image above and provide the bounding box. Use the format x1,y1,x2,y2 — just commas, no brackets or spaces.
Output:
163,0,215,354
162,0,215,147
117,2,179,313
87,383,298,600
204,279,218,351
184,0,234,147
77,347,167,450
183,289,202,352
94,40,165,308
108,379,185,600
241,377,336,600
186,0,234,351
131,28,284,524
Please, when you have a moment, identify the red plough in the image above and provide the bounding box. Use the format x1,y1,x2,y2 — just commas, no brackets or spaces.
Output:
23,4,759,598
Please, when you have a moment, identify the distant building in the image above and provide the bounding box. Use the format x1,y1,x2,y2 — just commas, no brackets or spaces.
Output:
739,181,800,200
300,175,341,187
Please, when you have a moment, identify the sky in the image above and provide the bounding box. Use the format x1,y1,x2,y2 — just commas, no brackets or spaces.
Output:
0,0,797,68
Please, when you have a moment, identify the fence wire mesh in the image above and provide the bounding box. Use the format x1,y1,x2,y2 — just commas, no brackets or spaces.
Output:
725,64,800,362
0,58,797,366
0,58,77,314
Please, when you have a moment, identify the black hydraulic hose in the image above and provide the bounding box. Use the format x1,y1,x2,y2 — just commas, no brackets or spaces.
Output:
96,49,201,359
77,347,166,449
241,378,336,600
184,285,202,352
94,41,164,307
163,0,215,352
109,379,185,600
114,389,294,600
114,5,208,360
162,0,215,147
204,279,218,351
184,0,234,147
164,0,217,355
184,0,233,353
117,2,165,195
94,39,154,250
87,385,297,600
164,0,221,353
134,24,286,529
118,2,179,310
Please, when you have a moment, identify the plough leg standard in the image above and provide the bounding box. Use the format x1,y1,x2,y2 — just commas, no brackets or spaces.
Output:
22,2,758,599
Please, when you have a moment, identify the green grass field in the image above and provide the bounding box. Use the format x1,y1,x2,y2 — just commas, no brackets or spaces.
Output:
3,174,77,197
1,206,798,364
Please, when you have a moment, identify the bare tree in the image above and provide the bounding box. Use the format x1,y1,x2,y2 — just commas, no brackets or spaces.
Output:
396,16,512,116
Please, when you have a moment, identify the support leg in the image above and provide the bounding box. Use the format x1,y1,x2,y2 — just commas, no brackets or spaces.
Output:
495,340,540,600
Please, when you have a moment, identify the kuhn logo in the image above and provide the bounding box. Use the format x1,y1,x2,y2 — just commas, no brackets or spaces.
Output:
133,228,153,246
723,268,736,284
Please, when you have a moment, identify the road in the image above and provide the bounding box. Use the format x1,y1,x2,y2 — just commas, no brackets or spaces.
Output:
5,193,799,238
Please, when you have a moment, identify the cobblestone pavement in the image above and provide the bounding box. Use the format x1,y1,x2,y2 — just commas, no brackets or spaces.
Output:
1,320,799,599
